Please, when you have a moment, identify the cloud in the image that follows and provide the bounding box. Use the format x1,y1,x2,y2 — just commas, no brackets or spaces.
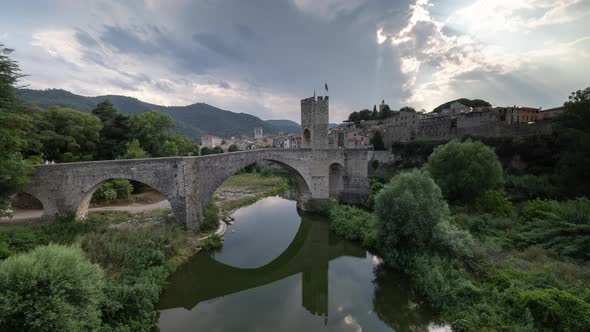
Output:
449,0,590,34
380,0,520,108
378,0,589,111
291,0,368,19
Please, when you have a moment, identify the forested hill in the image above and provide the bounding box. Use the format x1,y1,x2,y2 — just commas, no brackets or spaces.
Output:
432,98,491,113
266,119,302,134
16,88,301,138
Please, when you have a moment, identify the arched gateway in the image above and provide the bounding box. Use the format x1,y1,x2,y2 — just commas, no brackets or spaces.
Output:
21,95,370,229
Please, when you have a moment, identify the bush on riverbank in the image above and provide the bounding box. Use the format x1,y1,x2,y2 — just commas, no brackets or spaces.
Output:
79,223,187,330
0,244,106,331
201,199,220,233
328,205,375,247
0,212,190,331
374,169,473,269
91,179,133,204
199,234,223,251
426,139,504,204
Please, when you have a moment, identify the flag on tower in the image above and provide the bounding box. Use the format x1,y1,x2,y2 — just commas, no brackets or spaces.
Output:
325,83,329,92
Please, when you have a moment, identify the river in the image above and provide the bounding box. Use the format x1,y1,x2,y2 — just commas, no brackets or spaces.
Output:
157,196,448,331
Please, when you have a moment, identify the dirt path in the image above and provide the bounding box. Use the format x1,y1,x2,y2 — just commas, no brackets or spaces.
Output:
1,200,171,223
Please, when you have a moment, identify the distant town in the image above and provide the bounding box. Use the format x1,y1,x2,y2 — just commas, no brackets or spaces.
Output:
201,98,565,151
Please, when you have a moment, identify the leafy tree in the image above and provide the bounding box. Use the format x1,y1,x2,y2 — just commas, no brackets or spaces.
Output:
160,140,179,157
92,100,130,160
348,109,373,123
0,244,105,331
0,154,34,217
201,146,223,155
374,169,472,269
0,44,35,214
426,139,503,204
371,130,386,151
0,43,23,110
554,87,590,197
122,139,149,159
399,106,416,113
228,144,239,152
129,110,175,157
30,106,102,162
371,105,379,119
475,190,513,216
171,132,199,156
432,98,491,113
380,104,393,119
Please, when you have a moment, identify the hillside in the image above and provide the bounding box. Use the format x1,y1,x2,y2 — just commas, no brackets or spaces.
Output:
432,98,491,113
266,120,302,134
16,89,300,138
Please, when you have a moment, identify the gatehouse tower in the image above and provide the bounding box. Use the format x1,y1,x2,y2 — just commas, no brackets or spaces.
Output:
301,96,329,149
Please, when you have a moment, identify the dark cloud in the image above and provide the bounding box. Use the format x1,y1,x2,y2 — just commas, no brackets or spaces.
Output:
192,32,246,60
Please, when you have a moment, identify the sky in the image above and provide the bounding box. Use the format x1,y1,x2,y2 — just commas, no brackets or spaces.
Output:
1,0,589,123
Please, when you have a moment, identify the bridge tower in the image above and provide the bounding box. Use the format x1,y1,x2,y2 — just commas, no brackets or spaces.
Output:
301,96,329,149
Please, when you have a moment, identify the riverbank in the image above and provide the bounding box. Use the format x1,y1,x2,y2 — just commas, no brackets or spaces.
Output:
0,169,292,331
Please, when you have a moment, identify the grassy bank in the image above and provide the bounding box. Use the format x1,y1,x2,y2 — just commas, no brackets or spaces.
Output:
0,210,198,331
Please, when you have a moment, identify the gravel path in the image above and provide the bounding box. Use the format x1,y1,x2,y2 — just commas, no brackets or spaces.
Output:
1,200,171,223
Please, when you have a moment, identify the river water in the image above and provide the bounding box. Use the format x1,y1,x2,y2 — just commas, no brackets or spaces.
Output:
157,196,448,331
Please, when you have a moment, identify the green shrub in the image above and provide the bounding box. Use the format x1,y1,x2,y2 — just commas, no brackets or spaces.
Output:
426,139,503,203
411,255,478,310
522,198,590,260
475,190,513,216
317,199,337,217
329,205,375,246
0,241,10,259
93,186,117,203
91,179,133,204
505,174,557,201
109,179,133,200
374,169,457,268
79,224,185,330
201,199,220,233
520,288,590,331
368,177,385,209
521,199,559,221
0,244,105,331
200,235,223,250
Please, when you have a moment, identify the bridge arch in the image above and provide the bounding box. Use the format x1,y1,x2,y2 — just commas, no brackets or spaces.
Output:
197,153,313,217
1,191,47,222
76,175,177,220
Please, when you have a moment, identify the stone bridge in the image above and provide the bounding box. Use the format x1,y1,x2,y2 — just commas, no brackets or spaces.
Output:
22,148,369,229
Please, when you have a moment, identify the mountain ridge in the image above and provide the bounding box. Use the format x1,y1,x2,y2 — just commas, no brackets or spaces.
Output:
16,88,301,138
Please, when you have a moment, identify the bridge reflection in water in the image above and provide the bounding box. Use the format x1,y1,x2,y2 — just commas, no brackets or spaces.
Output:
157,211,365,317
157,197,444,331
